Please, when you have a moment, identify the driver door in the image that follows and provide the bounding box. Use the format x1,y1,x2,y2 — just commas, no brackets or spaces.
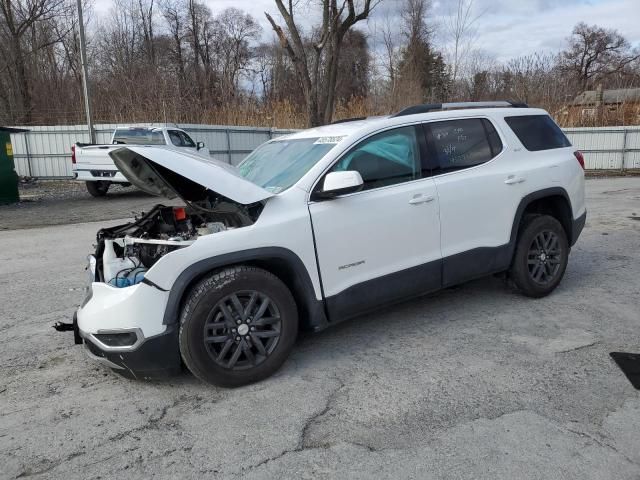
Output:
308,125,442,321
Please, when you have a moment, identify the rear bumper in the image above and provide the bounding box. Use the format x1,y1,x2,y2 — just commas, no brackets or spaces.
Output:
571,210,587,246
73,168,129,183
81,324,181,379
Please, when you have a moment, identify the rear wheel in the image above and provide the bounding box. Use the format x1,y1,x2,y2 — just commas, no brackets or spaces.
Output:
510,214,569,298
179,266,298,387
86,180,111,197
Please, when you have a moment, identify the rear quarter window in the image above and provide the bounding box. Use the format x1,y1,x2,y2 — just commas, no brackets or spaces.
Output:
504,115,571,151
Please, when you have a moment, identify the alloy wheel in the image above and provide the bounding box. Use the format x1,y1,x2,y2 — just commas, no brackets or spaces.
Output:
203,291,281,370
527,230,562,285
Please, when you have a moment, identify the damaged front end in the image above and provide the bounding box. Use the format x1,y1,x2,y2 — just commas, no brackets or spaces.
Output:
91,200,262,288
57,145,273,378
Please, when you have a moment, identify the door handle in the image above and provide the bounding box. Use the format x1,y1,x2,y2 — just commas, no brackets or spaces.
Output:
504,175,525,185
409,194,435,205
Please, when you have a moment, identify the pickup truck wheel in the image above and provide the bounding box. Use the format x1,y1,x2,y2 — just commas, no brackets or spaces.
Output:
510,214,568,298
179,266,298,387
86,181,110,197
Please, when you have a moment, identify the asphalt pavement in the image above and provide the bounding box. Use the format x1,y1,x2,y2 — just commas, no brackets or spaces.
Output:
0,177,639,479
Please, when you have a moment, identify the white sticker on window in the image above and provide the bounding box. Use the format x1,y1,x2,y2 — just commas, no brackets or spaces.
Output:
314,136,346,144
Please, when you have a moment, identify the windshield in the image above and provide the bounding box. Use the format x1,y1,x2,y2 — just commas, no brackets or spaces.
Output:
237,138,336,193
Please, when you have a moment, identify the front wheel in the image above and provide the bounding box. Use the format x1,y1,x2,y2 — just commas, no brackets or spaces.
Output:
510,215,569,298
85,180,111,197
179,266,298,387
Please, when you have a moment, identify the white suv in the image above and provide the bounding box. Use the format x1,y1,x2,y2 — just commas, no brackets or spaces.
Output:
72,102,586,387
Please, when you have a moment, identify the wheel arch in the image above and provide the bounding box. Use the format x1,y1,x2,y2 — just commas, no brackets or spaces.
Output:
509,187,575,254
161,247,329,332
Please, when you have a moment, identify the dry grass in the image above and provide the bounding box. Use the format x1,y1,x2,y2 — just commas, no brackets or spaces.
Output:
16,96,640,129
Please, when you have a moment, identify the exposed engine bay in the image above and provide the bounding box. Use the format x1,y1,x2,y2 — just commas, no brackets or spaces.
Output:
91,202,262,287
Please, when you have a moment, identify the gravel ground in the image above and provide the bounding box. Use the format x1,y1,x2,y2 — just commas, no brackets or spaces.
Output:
0,178,639,479
0,180,177,230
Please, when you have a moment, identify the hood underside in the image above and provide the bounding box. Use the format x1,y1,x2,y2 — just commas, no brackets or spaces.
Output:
109,146,274,205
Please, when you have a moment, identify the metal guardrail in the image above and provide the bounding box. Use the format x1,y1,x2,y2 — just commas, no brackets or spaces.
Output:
8,124,640,178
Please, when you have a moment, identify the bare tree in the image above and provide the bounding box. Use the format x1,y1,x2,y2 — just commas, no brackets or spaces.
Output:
213,8,261,100
265,0,378,126
159,0,187,86
379,17,399,86
443,0,483,84
0,0,67,122
138,0,155,65
560,22,640,90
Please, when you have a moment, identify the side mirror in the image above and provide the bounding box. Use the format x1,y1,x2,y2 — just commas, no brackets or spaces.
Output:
314,171,364,199
197,141,205,151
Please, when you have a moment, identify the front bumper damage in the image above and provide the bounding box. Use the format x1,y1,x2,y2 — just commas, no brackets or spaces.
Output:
57,281,182,379
80,324,181,379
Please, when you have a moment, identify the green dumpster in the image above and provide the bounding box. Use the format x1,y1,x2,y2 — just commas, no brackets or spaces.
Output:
0,127,26,205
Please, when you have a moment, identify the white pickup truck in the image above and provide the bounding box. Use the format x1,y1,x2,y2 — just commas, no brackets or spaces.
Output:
72,126,208,197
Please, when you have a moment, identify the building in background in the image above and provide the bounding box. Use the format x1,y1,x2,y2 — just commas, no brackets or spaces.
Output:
559,86,640,126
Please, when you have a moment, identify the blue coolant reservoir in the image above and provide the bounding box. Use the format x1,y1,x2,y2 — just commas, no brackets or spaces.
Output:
108,267,147,288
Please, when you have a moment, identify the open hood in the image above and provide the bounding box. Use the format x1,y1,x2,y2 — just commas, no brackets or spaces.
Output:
109,146,274,205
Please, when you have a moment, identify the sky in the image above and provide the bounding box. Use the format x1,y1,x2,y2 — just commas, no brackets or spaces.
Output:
94,0,640,63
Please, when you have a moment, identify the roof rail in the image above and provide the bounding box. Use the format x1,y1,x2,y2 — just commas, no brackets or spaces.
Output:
391,101,528,118
330,116,367,125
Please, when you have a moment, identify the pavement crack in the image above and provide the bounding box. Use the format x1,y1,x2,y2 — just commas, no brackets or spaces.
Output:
298,376,346,450
15,451,85,478
563,426,640,467
558,341,599,353
107,393,199,442
242,377,348,474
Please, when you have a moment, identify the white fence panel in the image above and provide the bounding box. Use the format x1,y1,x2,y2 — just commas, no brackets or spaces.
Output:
9,123,296,178
9,124,640,178
563,127,640,170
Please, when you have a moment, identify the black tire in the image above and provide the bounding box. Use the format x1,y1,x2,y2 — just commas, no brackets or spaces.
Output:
86,180,111,197
179,266,298,387
510,214,569,298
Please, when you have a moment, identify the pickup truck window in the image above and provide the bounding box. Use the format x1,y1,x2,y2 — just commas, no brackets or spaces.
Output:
237,138,335,193
168,130,196,148
113,129,165,145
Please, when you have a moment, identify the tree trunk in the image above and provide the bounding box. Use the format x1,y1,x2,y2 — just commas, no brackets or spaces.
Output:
13,35,31,124
321,37,342,125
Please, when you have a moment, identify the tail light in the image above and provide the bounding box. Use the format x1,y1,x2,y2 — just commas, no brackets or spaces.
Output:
574,150,585,170
71,145,76,164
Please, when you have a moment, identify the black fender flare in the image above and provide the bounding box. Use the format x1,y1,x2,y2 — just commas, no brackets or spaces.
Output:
160,247,329,332
507,187,574,260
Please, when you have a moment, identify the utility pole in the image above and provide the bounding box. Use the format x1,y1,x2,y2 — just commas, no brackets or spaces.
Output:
77,0,95,143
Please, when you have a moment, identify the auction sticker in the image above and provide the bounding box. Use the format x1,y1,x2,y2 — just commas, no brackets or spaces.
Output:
314,136,346,144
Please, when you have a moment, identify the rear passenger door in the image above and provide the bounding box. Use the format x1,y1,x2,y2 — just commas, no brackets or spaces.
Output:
425,117,526,286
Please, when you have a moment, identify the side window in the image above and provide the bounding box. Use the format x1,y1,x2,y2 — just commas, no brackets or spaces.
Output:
425,118,503,173
329,126,420,191
178,131,196,147
150,131,164,145
504,115,570,151
168,130,183,147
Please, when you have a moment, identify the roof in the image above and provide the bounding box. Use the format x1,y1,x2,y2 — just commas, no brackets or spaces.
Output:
0,127,29,133
279,107,548,142
572,88,640,106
